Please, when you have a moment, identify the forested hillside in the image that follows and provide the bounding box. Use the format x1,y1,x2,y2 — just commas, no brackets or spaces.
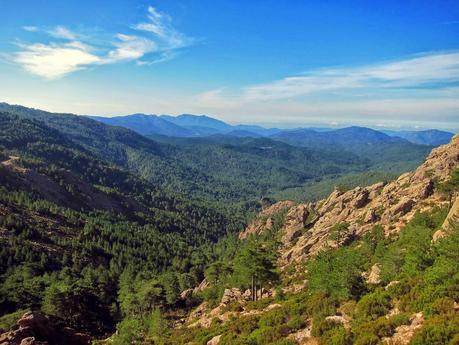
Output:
0,112,245,334
0,103,430,203
0,104,457,345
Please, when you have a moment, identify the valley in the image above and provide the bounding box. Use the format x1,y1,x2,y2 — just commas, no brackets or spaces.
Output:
0,103,458,345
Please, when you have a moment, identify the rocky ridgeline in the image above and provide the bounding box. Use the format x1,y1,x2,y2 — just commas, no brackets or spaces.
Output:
241,134,459,266
0,311,90,345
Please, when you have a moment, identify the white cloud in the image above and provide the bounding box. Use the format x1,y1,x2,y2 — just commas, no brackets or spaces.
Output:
23,26,38,32
48,26,77,40
14,42,101,79
131,5,193,62
190,52,459,126
107,34,156,62
241,51,459,101
12,6,193,79
133,6,191,48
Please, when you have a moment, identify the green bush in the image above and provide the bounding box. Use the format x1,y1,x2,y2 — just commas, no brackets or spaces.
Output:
247,324,289,344
258,307,289,328
286,315,306,331
0,309,27,331
320,326,352,345
225,314,260,336
411,314,459,345
354,291,391,321
269,339,297,345
306,293,337,318
112,318,143,345
353,332,379,345
312,317,341,337
307,246,366,302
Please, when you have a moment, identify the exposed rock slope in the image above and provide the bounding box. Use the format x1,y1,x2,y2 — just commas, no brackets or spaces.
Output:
240,134,459,265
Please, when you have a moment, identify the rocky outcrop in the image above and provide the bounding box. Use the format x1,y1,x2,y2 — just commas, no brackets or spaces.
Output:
0,311,90,345
382,312,424,345
287,320,317,345
363,263,382,285
239,201,295,239
187,288,280,328
207,334,222,345
278,134,459,264
433,195,459,242
220,288,245,305
281,204,312,246
325,315,351,329
192,278,209,294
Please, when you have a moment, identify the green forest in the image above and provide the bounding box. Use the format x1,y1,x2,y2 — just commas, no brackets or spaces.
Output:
0,104,457,345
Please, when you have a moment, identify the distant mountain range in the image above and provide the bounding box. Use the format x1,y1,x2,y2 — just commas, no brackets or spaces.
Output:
382,129,455,146
91,113,454,146
92,113,280,137
0,102,433,203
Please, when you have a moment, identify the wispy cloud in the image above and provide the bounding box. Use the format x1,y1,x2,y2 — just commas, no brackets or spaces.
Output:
191,51,459,126
23,26,38,32
48,25,77,40
11,6,193,79
107,34,156,62
241,51,459,101
131,6,193,64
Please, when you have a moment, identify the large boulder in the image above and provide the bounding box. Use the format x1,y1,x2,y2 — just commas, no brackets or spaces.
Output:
0,311,90,345
382,312,424,345
207,334,222,345
364,263,382,285
220,288,244,306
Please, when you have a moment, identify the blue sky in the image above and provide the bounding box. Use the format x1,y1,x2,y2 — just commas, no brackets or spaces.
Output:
0,0,459,129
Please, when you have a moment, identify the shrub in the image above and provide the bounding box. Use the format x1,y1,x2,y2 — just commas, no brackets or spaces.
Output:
321,326,352,345
269,339,296,345
353,333,379,345
275,287,286,301
258,307,289,328
354,291,391,322
307,246,366,302
112,318,143,345
411,314,459,345
245,297,273,311
286,315,306,331
225,314,259,336
0,309,27,331
247,324,290,344
312,317,341,337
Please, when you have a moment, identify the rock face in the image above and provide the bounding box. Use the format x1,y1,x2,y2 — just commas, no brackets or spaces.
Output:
238,135,459,265
382,312,424,345
0,311,90,345
364,263,382,285
281,204,312,247
239,201,295,239
220,288,245,305
287,320,317,345
433,195,459,242
207,334,222,345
